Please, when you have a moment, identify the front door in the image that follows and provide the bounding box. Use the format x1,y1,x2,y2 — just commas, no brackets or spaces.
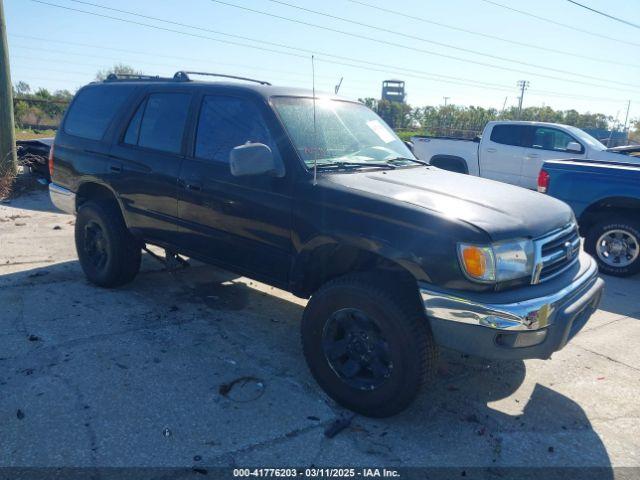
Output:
520,126,585,189
177,94,293,286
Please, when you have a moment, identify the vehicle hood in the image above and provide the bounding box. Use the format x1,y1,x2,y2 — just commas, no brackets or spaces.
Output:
325,167,574,241
604,144,640,158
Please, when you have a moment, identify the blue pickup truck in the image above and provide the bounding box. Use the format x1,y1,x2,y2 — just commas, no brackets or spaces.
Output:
538,158,640,277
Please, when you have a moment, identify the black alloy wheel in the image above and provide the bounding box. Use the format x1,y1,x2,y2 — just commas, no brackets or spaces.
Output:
322,308,393,391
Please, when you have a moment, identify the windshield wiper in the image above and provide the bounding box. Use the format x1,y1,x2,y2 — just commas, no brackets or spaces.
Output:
384,156,430,166
316,161,396,170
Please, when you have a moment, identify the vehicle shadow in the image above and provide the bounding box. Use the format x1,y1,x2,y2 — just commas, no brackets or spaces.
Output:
1,187,60,214
596,273,640,320
0,259,612,472
393,351,613,473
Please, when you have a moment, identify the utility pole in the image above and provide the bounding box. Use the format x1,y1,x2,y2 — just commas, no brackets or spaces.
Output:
500,96,508,117
623,100,631,143
443,96,450,107
516,80,529,119
0,0,17,180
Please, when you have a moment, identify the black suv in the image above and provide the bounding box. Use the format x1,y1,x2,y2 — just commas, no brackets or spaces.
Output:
49,72,604,417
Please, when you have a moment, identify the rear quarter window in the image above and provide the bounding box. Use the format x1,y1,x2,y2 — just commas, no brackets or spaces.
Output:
64,85,135,140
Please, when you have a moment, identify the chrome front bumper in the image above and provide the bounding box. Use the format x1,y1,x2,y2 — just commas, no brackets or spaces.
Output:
421,253,599,332
49,183,76,214
420,253,604,359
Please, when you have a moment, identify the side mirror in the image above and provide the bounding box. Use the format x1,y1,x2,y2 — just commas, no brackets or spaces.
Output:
229,143,284,177
566,141,582,153
403,140,414,153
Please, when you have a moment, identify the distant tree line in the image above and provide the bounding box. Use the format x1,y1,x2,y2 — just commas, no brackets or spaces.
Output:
12,81,73,130
358,97,630,141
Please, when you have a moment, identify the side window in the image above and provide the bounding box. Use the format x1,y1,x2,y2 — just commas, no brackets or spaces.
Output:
195,95,276,163
124,100,145,145
489,125,529,147
126,93,192,154
64,85,135,140
532,127,580,152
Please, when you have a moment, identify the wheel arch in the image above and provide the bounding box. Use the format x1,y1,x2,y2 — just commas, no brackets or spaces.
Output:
578,196,640,234
75,181,129,226
290,237,426,298
428,155,469,174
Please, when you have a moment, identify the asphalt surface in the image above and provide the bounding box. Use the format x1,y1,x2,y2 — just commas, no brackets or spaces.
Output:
1,188,639,474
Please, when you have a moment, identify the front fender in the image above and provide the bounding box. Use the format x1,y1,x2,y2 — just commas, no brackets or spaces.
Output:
290,233,432,293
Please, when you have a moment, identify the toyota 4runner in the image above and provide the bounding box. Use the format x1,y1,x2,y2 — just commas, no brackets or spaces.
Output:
48,72,604,417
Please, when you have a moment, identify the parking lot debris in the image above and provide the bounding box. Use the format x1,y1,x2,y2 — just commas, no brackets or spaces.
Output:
324,413,356,439
27,334,40,342
162,427,172,437
219,376,265,402
16,409,25,420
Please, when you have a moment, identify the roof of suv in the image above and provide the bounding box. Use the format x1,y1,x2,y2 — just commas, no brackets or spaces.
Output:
93,73,347,102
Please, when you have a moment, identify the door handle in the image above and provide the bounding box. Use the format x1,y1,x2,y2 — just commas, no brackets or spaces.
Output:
527,153,540,159
486,148,497,153
109,163,122,173
184,182,202,191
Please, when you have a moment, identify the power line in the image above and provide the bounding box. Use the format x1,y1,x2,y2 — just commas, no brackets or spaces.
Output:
479,0,640,48
10,44,354,85
18,2,527,92
13,35,634,105
209,0,640,90
25,0,640,102
566,0,640,30
58,0,640,92
345,0,639,69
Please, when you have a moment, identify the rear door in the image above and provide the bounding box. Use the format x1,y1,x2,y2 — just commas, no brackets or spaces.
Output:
109,89,194,245
176,92,294,285
520,126,586,189
479,124,530,185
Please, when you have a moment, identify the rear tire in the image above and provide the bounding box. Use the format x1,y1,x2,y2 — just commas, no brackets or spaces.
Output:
75,201,141,287
301,272,438,417
584,216,640,277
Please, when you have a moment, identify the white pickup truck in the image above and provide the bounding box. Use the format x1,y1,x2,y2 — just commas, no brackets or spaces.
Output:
412,121,640,189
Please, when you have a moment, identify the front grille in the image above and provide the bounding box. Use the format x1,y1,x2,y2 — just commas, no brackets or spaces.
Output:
532,223,581,284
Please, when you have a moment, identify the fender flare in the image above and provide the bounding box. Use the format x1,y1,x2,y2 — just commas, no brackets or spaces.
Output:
289,234,431,296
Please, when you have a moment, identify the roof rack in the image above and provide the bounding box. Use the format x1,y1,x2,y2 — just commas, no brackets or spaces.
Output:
173,71,271,86
105,73,173,82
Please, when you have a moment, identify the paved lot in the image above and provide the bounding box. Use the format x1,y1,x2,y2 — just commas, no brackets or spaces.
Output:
1,188,639,473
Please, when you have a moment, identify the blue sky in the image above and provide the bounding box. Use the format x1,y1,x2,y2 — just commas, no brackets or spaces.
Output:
6,0,640,124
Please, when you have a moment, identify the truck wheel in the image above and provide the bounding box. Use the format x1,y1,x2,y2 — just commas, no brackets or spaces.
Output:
75,201,141,287
585,217,640,277
301,273,437,417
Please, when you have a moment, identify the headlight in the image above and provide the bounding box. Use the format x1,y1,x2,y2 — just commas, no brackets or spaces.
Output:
458,239,534,283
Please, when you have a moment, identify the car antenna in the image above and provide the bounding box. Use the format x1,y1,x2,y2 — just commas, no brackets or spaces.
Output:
334,77,343,95
312,54,318,186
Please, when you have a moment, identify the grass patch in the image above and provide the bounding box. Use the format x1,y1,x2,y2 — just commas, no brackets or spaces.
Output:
15,129,57,140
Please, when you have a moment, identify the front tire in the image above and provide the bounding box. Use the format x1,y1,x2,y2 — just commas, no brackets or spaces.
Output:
585,216,640,277
75,201,141,287
301,273,438,417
